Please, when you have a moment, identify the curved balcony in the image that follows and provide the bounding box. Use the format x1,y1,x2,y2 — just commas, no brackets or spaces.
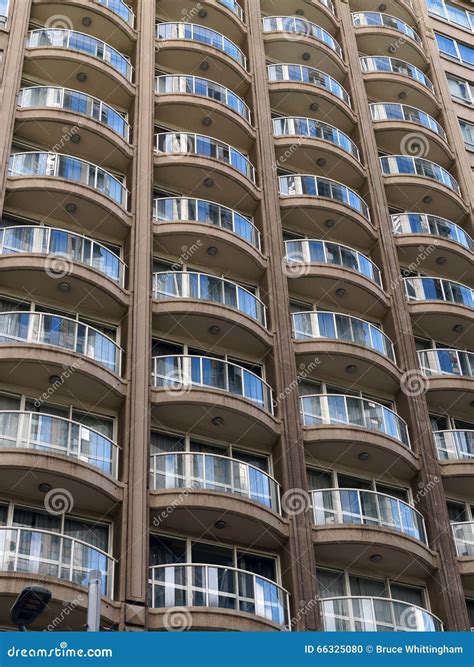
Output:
418,349,474,421
435,430,474,497
279,173,369,218
219,0,244,21
405,277,473,309
98,0,135,27
352,13,425,67
155,1,245,44
452,522,474,558
260,1,337,35
321,597,442,632
418,349,474,378
267,64,354,131
148,564,289,630
0,526,114,598
263,17,344,79
392,213,472,251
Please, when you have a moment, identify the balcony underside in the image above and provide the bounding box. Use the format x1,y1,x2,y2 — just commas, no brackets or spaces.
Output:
439,461,474,498
147,606,284,632
355,28,426,69
408,301,473,348
362,73,439,116
383,175,467,221
350,0,415,25
458,558,474,590
395,235,473,286
425,378,474,422
260,0,339,34
264,33,346,81
372,122,453,168
157,0,246,44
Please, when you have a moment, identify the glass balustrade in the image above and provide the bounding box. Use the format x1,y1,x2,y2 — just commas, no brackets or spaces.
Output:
0,527,114,596
97,0,135,27
418,349,474,377
153,197,260,250
369,103,446,141
18,86,130,141
8,152,128,208
352,12,422,44
300,394,410,446
434,430,474,461
26,29,132,81
360,56,434,92
218,0,244,21
150,452,280,513
154,133,256,183
0,410,118,477
152,355,274,414
0,225,125,286
149,563,289,627
452,522,474,557
404,277,474,308
292,311,395,361
284,239,381,285
152,272,267,327
263,17,343,57
273,117,360,160
0,311,121,374
267,64,351,107
380,155,460,194
391,213,472,251
279,175,369,219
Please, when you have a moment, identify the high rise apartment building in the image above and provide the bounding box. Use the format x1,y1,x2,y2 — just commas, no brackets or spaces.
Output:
0,0,472,632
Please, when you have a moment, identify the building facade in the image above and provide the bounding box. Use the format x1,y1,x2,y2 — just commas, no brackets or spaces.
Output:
0,0,472,632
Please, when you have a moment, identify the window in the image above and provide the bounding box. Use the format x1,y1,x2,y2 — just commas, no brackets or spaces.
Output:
459,119,474,149
435,32,474,66
427,0,474,31
447,74,474,104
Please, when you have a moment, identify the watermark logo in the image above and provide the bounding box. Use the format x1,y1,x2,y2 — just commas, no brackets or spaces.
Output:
400,369,429,397
163,607,193,632
281,488,311,516
44,488,74,515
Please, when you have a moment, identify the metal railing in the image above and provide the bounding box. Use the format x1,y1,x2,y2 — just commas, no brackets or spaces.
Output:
273,117,360,160
18,86,130,141
152,355,274,414
391,213,472,251
311,488,426,542
149,563,290,628
263,17,343,58
404,277,474,309
352,12,422,45
152,271,267,328
434,430,474,461
380,155,461,194
155,75,251,123
153,197,261,250
418,348,474,378
26,29,132,81
0,526,115,597
0,311,122,375
156,22,247,70
150,452,281,513
154,132,256,183
284,239,381,285
321,596,443,631
360,56,434,92
452,521,474,557
279,174,370,219
218,0,244,21
300,393,410,446
292,311,395,361
97,0,135,27
369,103,446,141
8,152,128,208
267,63,351,107
0,410,119,478
0,225,125,286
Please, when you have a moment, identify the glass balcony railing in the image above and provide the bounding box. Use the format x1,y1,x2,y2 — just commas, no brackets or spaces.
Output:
293,311,395,361
156,22,247,70
300,394,410,446
0,0,7,27
149,564,289,627
311,488,426,542
263,17,343,58
152,271,267,328
369,103,446,142
0,225,125,286
0,410,119,477
0,311,122,374
279,174,370,219
380,155,461,194
8,152,128,208
284,239,381,286
404,277,474,309
155,75,251,123
152,355,274,414
360,56,434,92
150,452,281,513
26,29,132,81
0,527,114,596
452,521,474,557
153,197,261,250
18,86,130,141
218,0,244,21
321,597,442,631
273,117,360,161
434,430,474,461
352,12,422,45
154,132,256,183
97,0,135,27
418,348,474,378
267,64,351,107
391,213,472,251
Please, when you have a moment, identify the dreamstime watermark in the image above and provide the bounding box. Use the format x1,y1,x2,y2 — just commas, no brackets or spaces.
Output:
44,254,74,280
272,139,303,171
281,253,311,278
388,243,437,294
45,14,74,30
281,488,311,516
413,476,440,506
400,132,430,158
163,607,193,632
44,488,74,515
289,595,319,629
34,360,84,408
46,595,85,631
180,3,203,23
52,123,83,153
152,481,201,528
273,358,321,408
400,369,429,397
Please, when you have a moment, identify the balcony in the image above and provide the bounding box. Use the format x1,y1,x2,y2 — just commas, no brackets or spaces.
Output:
452,522,474,557
272,117,364,187
435,430,474,497
148,564,289,631
352,12,425,67
152,271,271,356
260,1,337,35
380,155,465,219
97,0,135,28
418,349,474,422
152,197,264,281
156,1,245,44
321,597,442,631
267,64,354,131
262,17,345,79
153,133,258,213
418,348,473,378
